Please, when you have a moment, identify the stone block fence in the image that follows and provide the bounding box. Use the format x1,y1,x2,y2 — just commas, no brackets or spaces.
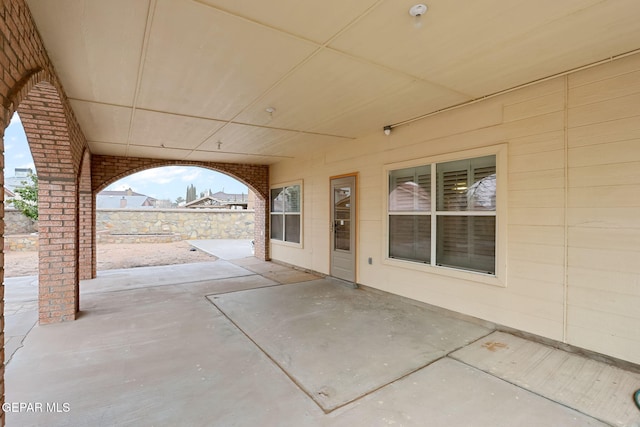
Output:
4,208,255,250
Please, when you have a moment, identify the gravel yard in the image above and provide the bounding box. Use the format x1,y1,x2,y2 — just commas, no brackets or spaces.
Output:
4,241,217,278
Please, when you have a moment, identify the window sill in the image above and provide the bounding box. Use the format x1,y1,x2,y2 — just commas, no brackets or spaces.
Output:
383,257,506,288
270,239,303,249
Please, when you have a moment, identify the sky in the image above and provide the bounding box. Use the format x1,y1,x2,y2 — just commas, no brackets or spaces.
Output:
4,112,248,202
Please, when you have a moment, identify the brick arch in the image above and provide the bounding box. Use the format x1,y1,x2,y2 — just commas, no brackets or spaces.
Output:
18,81,78,178
91,155,270,261
92,155,269,200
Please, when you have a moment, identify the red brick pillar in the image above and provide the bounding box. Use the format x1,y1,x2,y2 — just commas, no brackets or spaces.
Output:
19,81,85,324
38,177,80,323
254,196,270,261
79,151,95,279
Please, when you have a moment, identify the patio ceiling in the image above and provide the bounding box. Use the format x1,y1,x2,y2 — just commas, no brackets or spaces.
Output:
26,0,640,165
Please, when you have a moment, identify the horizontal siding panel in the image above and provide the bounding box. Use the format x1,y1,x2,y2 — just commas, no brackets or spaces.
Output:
510,207,564,226
509,225,564,246
508,241,565,265
570,287,640,320
569,247,640,274
567,115,640,148
567,324,640,365
504,91,565,123
567,306,640,342
383,101,503,153
508,259,564,284
506,276,564,302
569,53,640,88
486,293,563,324
500,76,565,104
509,169,564,191
568,266,640,295
501,111,564,140
359,205,381,222
384,129,504,165
508,131,564,157
489,309,563,340
569,69,640,108
569,162,640,188
569,227,640,251
568,138,640,168
568,92,640,128
568,207,640,229
509,188,564,208
509,149,565,173
568,184,640,208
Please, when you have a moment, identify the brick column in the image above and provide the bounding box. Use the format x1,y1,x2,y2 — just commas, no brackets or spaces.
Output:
79,151,95,279
253,196,270,261
38,177,79,323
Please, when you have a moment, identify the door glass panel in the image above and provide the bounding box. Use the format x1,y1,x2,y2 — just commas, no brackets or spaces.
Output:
334,186,351,251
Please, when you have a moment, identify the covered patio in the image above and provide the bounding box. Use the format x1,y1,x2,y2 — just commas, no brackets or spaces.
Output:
5,251,640,425
2,0,640,425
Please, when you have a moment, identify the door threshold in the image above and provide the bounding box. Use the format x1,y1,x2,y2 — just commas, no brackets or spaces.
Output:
328,276,358,289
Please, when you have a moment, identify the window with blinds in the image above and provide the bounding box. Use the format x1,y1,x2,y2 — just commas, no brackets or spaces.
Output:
388,155,496,274
270,184,301,244
388,166,431,262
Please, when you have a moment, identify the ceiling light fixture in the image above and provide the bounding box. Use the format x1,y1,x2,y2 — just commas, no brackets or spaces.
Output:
265,107,276,117
408,4,427,29
383,125,392,136
217,141,222,150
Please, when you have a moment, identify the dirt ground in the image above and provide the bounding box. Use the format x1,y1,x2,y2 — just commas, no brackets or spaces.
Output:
4,241,218,278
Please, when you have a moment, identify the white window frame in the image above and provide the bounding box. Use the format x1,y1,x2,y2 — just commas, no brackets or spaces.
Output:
270,180,303,248
383,145,507,287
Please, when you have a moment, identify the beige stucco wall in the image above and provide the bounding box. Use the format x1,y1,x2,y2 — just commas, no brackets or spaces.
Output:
269,53,640,365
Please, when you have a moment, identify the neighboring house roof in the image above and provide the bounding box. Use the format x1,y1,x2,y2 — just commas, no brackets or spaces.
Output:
4,175,30,195
100,190,148,197
210,191,248,202
96,195,155,209
184,195,227,208
97,188,157,209
4,170,35,202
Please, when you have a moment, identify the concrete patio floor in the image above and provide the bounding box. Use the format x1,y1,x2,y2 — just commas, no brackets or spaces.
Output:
4,244,640,426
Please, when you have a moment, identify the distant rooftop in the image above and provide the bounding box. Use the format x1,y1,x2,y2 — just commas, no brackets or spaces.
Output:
99,189,148,197
14,167,33,178
97,188,156,209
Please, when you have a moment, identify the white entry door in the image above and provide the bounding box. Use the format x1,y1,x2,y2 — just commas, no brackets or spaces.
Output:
330,175,356,282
